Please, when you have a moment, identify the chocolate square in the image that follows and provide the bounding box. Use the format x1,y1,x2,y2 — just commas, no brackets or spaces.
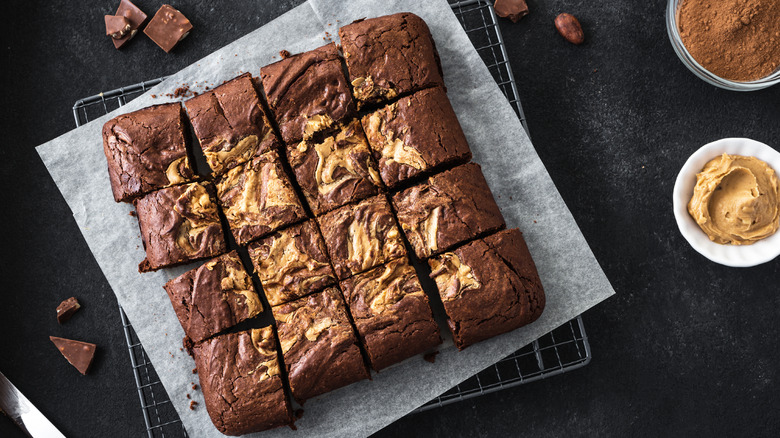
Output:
144,4,193,53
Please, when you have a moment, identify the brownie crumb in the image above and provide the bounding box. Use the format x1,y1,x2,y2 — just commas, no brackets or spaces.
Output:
192,368,197,374
129,211,136,217
533,220,537,223
189,401,198,410
186,393,191,399
192,384,199,390
423,351,439,363
295,408,305,419
279,49,290,59
150,94,157,98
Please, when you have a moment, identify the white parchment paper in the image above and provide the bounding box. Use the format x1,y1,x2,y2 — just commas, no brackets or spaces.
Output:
36,0,615,436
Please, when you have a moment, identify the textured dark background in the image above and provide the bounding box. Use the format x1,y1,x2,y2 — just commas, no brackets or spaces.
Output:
2,0,779,437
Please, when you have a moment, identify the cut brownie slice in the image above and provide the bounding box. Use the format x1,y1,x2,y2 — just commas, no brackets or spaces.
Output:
317,195,407,280
272,287,369,403
428,229,545,350
260,42,355,143
392,163,505,259
288,119,383,215
192,327,293,435
339,13,445,107
340,258,441,370
164,251,262,343
102,102,196,202
362,87,471,188
247,220,336,307
135,181,227,272
216,150,306,245
185,73,280,176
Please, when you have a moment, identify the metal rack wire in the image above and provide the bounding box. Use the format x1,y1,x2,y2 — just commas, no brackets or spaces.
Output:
73,1,591,436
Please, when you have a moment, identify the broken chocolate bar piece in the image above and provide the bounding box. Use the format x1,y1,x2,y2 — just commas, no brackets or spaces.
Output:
144,5,193,53
50,336,96,375
112,0,147,49
494,0,529,23
56,297,81,324
105,15,131,39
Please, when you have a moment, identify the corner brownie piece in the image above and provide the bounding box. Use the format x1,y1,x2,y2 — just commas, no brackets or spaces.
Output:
339,13,444,107
192,327,293,435
392,163,505,259
185,73,280,176
428,229,545,350
247,220,336,306
362,87,471,188
164,251,262,343
272,287,369,403
216,150,306,245
340,258,441,370
260,42,355,144
102,102,195,202
135,181,227,272
318,195,406,279
288,119,383,215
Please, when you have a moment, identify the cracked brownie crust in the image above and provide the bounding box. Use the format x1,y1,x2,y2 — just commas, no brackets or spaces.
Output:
339,13,444,107
288,119,383,215
318,195,407,280
216,150,306,245
341,258,441,370
362,87,471,188
135,181,227,272
428,228,545,350
185,73,279,176
164,250,262,343
392,163,505,259
247,220,336,306
192,327,293,435
272,287,369,403
102,102,195,202
260,42,355,144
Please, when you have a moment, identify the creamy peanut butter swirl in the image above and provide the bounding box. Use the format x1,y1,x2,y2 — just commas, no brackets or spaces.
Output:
206,257,262,317
248,327,281,381
165,156,191,186
173,183,219,255
355,259,420,314
364,108,426,171
347,218,402,275
429,252,481,301
203,134,260,175
303,114,334,139
351,75,397,103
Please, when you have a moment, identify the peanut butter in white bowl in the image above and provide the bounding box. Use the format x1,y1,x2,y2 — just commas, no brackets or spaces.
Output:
673,138,780,267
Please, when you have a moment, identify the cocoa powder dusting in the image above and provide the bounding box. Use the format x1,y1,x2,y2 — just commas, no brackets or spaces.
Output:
677,0,780,81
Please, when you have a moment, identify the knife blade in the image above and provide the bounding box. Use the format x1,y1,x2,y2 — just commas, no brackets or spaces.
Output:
0,371,66,438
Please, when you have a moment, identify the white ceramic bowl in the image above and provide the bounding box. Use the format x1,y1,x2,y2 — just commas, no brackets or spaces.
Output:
673,138,780,267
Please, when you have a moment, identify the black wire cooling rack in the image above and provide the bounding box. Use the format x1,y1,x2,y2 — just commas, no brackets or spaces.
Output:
73,1,591,436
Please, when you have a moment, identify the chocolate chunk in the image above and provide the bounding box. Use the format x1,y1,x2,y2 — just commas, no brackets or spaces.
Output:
423,351,439,363
144,5,193,53
494,0,529,23
105,15,131,39
112,0,147,49
50,336,96,375
56,297,81,324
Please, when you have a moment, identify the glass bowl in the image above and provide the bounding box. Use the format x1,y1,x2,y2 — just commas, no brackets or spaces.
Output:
666,0,780,91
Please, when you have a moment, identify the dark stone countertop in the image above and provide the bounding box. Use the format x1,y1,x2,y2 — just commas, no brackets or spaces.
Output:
1,0,778,437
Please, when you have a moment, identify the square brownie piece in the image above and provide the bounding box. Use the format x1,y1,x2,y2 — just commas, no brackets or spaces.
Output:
102,102,196,202
272,287,369,403
135,181,227,272
318,195,407,279
247,220,336,306
288,119,383,215
339,13,445,107
164,251,262,343
392,163,505,259
362,87,471,188
192,327,293,434
185,73,280,176
340,258,441,370
260,42,355,144
428,229,545,350
216,150,306,245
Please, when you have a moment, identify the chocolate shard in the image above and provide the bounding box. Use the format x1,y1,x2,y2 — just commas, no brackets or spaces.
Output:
50,336,96,375
56,297,81,324
494,0,529,23
144,5,193,53
112,0,147,49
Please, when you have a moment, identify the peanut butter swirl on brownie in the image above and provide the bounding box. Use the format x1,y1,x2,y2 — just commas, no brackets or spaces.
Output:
216,150,306,245
248,221,336,306
288,119,383,215
341,258,441,370
135,181,227,272
185,73,279,176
